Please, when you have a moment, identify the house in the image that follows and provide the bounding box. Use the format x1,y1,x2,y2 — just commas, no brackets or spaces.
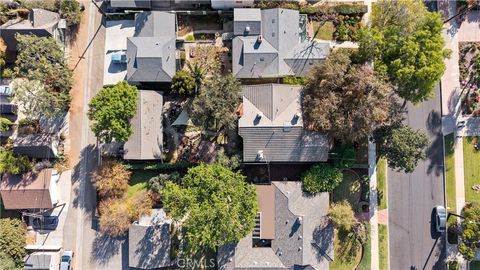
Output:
0,9,64,52
126,11,176,85
123,90,163,160
13,133,59,159
109,0,152,9
24,253,54,270
232,8,330,79
217,181,334,269
129,209,172,269
0,169,59,210
211,0,254,9
238,84,330,163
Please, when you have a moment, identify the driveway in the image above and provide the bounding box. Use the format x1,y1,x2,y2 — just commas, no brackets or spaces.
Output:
28,170,72,251
388,85,446,270
103,20,135,85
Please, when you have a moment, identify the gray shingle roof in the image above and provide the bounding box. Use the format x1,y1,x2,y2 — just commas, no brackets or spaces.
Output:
0,9,60,51
13,133,59,159
123,90,163,160
129,209,172,269
239,84,329,162
232,8,330,78
217,182,333,269
109,0,151,9
126,11,176,83
24,253,52,270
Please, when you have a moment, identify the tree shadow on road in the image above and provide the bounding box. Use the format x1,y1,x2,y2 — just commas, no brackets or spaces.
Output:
425,111,445,177
90,232,126,266
71,144,97,212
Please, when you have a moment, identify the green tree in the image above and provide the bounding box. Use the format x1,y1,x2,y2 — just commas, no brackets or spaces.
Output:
160,163,258,254
0,149,31,175
459,202,480,260
329,200,357,231
190,74,241,132
360,0,448,103
0,218,26,267
187,62,206,96
303,49,396,142
148,172,182,193
0,117,13,132
331,143,356,169
302,163,343,194
11,79,67,118
14,34,72,104
215,147,241,170
57,0,82,26
373,124,429,173
88,81,138,143
171,70,195,96
0,252,19,270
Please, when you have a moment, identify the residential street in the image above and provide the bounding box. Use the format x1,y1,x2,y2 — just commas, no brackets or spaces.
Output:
388,85,447,270
63,2,127,269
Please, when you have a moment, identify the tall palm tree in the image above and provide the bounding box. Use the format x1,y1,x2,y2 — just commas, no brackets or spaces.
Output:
187,62,205,96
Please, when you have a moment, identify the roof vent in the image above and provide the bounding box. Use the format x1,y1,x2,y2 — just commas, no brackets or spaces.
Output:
257,35,262,44
256,112,263,119
283,177,288,181
256,150,264,161
297,217,303,225
294,112,301,119
245,25,251,32
298,247,302,251
155,42,159,45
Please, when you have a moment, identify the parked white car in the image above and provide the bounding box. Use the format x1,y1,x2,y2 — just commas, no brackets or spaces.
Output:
60,250,73,270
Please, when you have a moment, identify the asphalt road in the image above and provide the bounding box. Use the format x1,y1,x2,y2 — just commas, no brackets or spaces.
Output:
388,85,447,270
63,2,129,270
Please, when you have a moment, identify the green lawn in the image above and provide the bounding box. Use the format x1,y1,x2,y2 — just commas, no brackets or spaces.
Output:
379,224,389,270
377,157,387,210
463,137,480,203
127,170,158,198
330,228,362,270
471,261,480,270
357,223,371,270
333,170,361,206
444,134,456,213
312,21,335,40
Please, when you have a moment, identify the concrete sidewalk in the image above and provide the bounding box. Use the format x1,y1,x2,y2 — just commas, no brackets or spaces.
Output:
368,140,380,270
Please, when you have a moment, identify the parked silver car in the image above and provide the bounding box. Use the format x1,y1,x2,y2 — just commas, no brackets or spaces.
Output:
435,205,447,233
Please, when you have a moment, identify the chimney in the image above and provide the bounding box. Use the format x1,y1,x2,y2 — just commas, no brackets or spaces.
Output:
257,35,262,44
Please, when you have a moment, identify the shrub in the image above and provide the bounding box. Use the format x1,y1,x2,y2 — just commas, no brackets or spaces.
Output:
171,70,195,96
185,34,195,41
0,149,31,175
2,68,13,78
302,163,343,194
58,0,82,26
329,200,356,231
334,4,368,15
92,160,130,200
148,172,182,193
0,117,13,132
282,76,306,85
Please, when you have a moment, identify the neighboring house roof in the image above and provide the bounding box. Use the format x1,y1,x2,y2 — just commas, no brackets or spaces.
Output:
232,8,330,78
217,181,333,269
238,84,330,162
126,11,176,83
109,0,151,9
24,253,53,270
0,169,54,210
13,133,59,159
129,209,172,269
0,9,60,51
124,90,163,160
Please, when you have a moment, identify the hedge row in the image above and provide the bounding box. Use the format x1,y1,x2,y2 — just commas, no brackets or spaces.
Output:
255,1,368,15
123,161,191,171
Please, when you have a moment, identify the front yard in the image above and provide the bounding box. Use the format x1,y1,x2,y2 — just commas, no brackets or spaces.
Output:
463,136,480,203
127,169,158,198
445,134,456,212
